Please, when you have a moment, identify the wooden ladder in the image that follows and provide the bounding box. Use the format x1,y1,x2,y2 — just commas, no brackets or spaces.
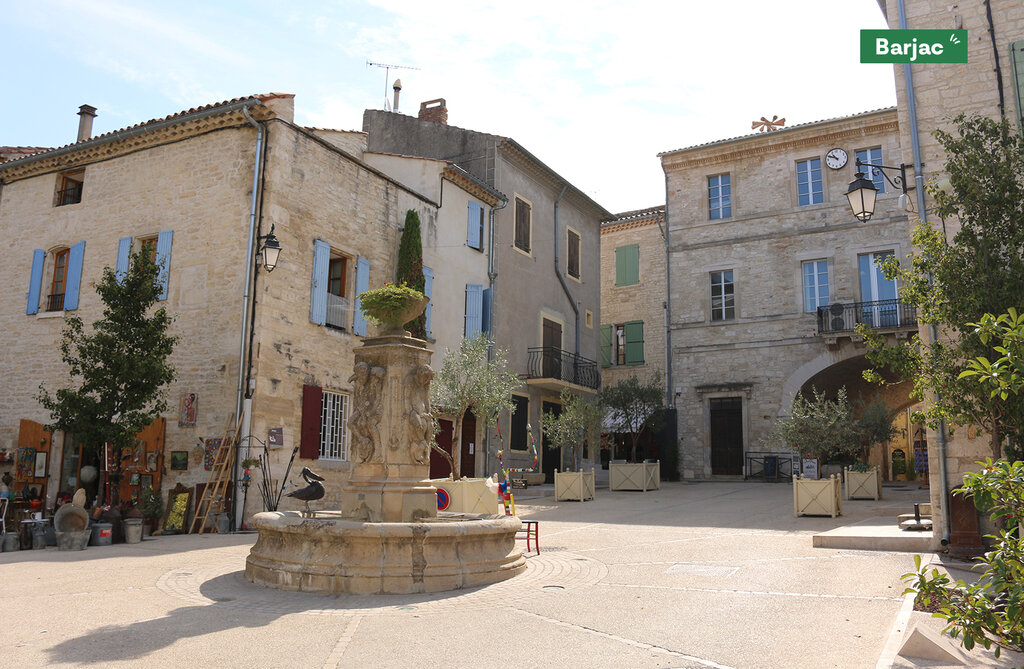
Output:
190,416,242,534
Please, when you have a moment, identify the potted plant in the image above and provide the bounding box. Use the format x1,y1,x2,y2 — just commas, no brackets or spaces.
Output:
845,396,899,500
602,373,664,491
139,486,163,537
357,283,429,334
543,389,602,502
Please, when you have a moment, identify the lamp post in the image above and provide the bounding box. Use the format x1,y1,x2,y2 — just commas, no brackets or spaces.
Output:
257,224,281,272
844,158,910,222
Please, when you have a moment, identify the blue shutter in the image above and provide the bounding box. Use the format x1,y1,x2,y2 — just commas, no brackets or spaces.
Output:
465,284,483,338
115,237,132,284
155,230,173,301
63,241,86,311
310,240,330,325
26,249,45,315
423,266,434,338
467,202,482,250
481,287,492,335
353,256,370,336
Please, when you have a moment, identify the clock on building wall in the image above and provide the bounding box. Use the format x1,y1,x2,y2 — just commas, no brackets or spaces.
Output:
825,148,848,170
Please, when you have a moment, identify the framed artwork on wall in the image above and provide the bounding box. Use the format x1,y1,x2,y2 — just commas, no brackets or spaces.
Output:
170,451,188,471
34,451,47,479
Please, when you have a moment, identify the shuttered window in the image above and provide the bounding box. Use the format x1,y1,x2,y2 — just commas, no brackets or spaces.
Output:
615,244,639,286
353,257,370,336
154,230,173,301
510,395,530,451
310,240,330,326
624,321,644,365
423,267,434,338
600,324,612,367
481,287,491,334
567,228,581,279
26,249,45,315
467,201,484,250
300,384,323,460
465,284,483,338
1012,41,1024,136
320,390,351,461
514,196,531,253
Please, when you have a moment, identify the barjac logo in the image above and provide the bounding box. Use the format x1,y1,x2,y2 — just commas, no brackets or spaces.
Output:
861,29,968,63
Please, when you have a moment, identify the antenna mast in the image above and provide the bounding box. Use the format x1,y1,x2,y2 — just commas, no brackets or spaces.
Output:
366,60,420,110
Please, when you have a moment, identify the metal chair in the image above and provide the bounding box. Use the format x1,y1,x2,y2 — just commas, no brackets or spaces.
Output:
0,497,8,535
502,492,539,555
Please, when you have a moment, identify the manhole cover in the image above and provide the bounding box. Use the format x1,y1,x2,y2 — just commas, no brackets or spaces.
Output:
542,585,565,591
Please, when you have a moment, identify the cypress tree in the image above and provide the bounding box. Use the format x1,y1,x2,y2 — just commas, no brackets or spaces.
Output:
397,209,427,338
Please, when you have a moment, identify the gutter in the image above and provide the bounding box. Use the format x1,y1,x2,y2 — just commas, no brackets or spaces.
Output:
898,0,950,547
553,184,581,356
660,177,673,409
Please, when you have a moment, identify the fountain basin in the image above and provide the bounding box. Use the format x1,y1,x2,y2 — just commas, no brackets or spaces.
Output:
245,511,526,594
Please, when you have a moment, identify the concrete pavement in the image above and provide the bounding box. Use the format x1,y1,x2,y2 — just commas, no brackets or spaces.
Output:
0,480,1007,668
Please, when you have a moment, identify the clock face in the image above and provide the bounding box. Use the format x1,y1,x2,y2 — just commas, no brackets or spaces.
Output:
825,148,848,170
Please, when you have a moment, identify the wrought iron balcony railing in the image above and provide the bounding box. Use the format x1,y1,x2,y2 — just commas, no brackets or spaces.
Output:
46,293,65,312
526,347,600,390
816,298,918,334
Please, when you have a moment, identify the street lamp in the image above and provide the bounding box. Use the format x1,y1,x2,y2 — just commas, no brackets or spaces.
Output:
844,158,910,222
257,224,281,272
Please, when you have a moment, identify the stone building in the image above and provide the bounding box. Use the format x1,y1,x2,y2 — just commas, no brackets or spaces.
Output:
0,94,502,526
659,107,916,480
879,0,1024,547
363,100,612,481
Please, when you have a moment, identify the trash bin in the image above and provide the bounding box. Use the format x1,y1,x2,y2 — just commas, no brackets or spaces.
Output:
89,522,113,546
123,518,143,544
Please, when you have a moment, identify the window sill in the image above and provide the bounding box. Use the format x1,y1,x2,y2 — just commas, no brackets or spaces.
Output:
512,244,532,258
314,458,352,472
35,310,65,319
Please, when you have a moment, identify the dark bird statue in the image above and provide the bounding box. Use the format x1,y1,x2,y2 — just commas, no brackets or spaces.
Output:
286,467,325,516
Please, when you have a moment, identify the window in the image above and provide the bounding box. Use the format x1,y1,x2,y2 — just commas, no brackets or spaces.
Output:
48,249,69,312
423,267,434,339
326,254,349,330
796,158,823,206
856,147,885,193
708,174,731,219
710,270,735,321
615,244,639,286
601,321,644,366
55,169,83,206
319,390,351,460
465,284,484,338
310,240,367,334
514,196,531,253
510,395,530,450
115,231,173,300
467,201,485,251
567,228,581,279
802,260,829,312
585,309,593,328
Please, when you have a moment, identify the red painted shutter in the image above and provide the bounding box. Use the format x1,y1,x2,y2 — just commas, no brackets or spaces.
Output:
300,384,322,460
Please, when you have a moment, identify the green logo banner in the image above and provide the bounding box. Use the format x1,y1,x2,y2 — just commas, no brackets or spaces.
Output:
861,30,968,63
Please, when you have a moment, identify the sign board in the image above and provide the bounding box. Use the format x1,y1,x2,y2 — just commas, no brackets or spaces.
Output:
802,458,819,480
267,427,284,449
510,479,528,489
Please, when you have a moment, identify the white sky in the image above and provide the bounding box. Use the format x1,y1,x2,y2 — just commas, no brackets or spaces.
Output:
3,1,895,213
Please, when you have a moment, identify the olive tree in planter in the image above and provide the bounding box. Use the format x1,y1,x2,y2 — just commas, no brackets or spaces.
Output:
603,373,664,491
543,388,602,502
846,396,901,500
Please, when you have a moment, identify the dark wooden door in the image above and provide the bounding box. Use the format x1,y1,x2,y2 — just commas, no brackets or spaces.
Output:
710,398,744,475
430,419,454,479
429,416,476,479
541,401,562,482
542,318,562,379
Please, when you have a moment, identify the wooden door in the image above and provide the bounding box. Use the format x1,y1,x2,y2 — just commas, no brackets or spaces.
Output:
710,398,744,475
17,419,51,503
430,417,477,479
541,401,562,483
459,414,476,478
119,418,165,504
430,419,454,479
542,319,562,379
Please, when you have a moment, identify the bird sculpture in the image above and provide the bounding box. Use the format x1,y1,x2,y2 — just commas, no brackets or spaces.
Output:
286,467,325,517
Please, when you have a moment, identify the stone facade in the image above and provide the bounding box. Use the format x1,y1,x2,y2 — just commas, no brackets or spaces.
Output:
659,108,915,480
881,0,1024,540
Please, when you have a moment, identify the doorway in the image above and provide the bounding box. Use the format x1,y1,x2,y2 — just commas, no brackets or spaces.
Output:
429,415,477,479
710,397,744,475
541,400,562,482
542,318,562,379
858,251,898,327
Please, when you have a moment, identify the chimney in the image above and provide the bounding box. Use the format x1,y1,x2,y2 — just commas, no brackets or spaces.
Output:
418,99,447,125
392,79,402,113
77,105,97,142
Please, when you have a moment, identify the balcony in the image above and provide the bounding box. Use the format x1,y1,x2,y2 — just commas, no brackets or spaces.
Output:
816,299,918,335
525,347,600,393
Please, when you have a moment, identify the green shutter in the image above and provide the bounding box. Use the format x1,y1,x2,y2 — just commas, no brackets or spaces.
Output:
600,324,612,367
615,244,639,286
1012,41,1024,136
624,320,644,365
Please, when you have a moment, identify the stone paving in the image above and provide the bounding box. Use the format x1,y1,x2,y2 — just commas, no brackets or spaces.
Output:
0,480,1001,668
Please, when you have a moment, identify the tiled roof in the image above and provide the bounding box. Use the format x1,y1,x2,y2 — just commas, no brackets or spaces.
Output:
0,93,293,166
658,107,898,157
0,146,51,160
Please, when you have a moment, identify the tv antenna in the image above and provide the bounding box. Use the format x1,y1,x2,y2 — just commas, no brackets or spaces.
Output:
367,60,420,110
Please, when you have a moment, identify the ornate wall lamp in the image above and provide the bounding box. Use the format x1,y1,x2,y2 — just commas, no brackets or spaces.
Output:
845,158,911,222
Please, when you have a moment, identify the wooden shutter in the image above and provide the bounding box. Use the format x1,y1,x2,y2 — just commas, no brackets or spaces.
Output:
481,287,491,334
63,241,86,311
465,284,483,338
467,202,483,250
624,320,644,365
155,230,173,301
115,237,132,284
600,324,612,367
310,240,330,325
300,384,322,460
423,266,434,338
515,197,531,252
27,249,45,315
1012,42,1024,135
353,256,370,336
616,244,639,286
567,229,580,279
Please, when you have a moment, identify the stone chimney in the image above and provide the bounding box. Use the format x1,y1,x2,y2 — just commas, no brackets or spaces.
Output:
77,105,97,142
418,99,447,125
392,79,402,113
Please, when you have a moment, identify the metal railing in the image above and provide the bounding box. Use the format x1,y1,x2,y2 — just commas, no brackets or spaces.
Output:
46,293,65,312
56,183,83,206
526,347,600,390
816,298,918,334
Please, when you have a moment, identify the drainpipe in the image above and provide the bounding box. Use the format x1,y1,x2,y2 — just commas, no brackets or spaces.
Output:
552,184,580,356
660,179,673,409
485,194,508,477
898,0,950,547
233,104,265,532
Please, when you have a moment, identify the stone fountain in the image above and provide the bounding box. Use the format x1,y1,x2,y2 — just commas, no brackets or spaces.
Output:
246,316,525,594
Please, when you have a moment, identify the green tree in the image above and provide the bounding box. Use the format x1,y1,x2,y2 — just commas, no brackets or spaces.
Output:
762,387,861,463
541,388,604,472
430,335,521,479
602,373,664,462
860,114,1024,460
396,209,426,339
38,250,178,484
854,395,902,465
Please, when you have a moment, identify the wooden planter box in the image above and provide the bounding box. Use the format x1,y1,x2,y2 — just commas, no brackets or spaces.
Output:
793,474,842,518
844,466,882,501
609,461,660,491
555,469,595,502
430,478,499,514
